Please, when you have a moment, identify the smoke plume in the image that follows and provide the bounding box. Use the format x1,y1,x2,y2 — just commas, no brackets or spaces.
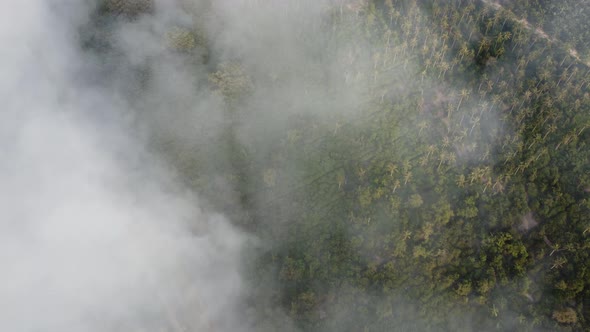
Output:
1,1,246,331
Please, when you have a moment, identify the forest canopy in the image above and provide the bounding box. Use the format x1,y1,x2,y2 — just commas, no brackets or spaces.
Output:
82,0,590,330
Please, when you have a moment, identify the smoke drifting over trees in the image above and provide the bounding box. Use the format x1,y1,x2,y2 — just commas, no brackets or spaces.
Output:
3,0,590,331
2,2,244,331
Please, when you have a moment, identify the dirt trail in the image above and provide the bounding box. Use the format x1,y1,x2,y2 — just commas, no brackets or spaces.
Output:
481,0,590,67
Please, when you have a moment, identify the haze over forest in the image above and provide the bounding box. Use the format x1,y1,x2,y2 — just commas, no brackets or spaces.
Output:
3,0,590,331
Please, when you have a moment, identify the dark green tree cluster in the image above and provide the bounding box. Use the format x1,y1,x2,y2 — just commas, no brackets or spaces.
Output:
103,0,154,16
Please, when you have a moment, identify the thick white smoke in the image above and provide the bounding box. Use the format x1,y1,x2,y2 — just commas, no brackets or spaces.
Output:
0,1,244,331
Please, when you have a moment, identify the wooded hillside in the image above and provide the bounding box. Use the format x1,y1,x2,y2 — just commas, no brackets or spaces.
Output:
87,0,590,330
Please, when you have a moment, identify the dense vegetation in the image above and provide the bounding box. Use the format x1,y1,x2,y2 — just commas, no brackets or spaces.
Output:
87,0,590,330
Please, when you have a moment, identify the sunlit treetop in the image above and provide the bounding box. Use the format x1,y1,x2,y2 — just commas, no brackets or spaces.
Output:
209,62,254,101
167,27,196,51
